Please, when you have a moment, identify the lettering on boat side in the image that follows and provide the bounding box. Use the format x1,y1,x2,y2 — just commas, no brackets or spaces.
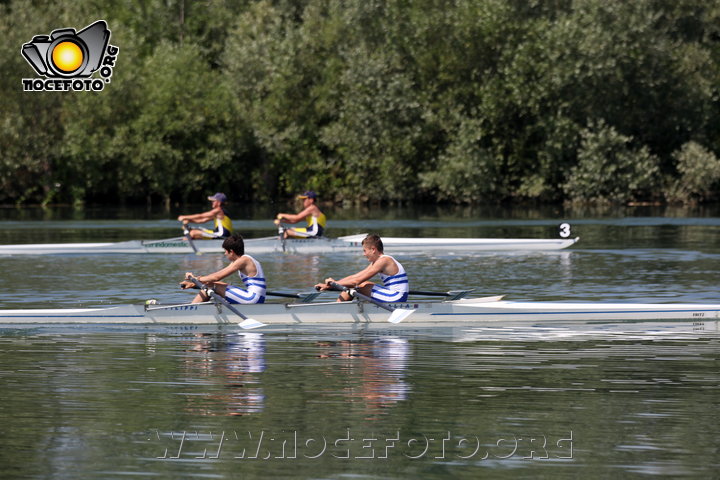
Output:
147,241,186,248
168,305,198,311
387,304,418,310
148,429,573,460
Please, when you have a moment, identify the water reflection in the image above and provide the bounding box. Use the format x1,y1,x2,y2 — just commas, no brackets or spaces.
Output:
315,337,410,420
182,333,266,416
178,334,410,419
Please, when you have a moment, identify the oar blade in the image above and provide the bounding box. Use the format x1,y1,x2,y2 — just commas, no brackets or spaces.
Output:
388,308,414,324
238,318,266,330
297,292,321,303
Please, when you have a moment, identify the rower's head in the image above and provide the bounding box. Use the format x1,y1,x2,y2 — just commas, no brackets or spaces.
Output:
362,234,383,261
298,190,317,206
222,233,244,257
208,192,227,207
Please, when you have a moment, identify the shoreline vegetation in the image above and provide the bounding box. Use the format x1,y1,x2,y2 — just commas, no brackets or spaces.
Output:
2,0,720,207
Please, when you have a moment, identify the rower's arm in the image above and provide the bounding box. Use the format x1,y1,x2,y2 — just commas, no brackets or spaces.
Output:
178,208,219,224
276,206,314,224
335,261,385,287
275,212,298,224
194,258,244,284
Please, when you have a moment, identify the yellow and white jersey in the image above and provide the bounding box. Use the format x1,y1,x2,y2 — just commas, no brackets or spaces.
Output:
292,212,326,238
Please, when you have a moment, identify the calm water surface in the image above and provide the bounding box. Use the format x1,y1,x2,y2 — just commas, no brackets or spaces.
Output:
0,205,719,478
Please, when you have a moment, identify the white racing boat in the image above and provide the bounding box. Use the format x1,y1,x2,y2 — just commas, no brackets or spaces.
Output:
0,234,579,255
1,295,718,331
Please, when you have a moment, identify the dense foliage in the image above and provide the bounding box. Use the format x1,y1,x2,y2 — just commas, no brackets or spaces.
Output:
2,0,720,206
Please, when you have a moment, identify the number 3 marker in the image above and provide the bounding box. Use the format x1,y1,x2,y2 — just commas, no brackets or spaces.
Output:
559,223,571,238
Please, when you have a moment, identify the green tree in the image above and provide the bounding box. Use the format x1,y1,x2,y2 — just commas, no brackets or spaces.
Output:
666,141,720,203
110,41,239,206
223,0,320,201
319,45,423,202
563,121,660,204
3,0,720,206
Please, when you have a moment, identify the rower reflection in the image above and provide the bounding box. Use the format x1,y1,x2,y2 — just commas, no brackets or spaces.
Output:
182,332,266,416
316,337,410,419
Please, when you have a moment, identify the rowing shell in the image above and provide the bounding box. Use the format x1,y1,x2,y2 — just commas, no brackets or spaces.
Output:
1,296,718,329
0,234,579,255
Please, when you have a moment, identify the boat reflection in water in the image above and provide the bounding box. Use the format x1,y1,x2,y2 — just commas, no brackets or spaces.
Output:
178,333,410,419
316,337,410,420
182,332,266,416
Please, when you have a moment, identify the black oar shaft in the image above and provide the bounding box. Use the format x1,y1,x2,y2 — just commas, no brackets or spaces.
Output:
409,290,448,296
266,291,301,298
327,281,394,312
409,289,475,300
267,290,321,303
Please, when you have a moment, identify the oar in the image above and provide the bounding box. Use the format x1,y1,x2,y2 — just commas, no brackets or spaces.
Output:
326,281,414,324
182,225,200,255
409,289,475,300
277,223,287,253
187,276,265,329
266,291,321,302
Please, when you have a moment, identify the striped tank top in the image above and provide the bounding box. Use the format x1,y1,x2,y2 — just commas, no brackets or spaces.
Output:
378,255,409,294
238,255,267,297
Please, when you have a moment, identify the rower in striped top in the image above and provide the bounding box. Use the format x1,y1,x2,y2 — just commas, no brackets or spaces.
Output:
180,233,266,304
315,234,409,303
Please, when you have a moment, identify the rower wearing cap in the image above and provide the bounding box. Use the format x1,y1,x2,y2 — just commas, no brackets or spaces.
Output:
274,190,327,239
178,192,234,239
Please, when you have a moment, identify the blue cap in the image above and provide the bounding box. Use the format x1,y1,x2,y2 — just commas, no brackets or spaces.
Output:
298,190,317,199
208,192,227,203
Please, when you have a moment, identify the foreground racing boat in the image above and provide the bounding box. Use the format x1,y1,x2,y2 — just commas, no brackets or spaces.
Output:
1,295,718,333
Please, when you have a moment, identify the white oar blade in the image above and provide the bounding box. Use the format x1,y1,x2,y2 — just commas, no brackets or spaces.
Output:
238,318,266,330
388,308,414,324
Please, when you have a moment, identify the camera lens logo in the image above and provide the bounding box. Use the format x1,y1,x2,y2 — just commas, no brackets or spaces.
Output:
21,20,119,92
52,41,85,74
